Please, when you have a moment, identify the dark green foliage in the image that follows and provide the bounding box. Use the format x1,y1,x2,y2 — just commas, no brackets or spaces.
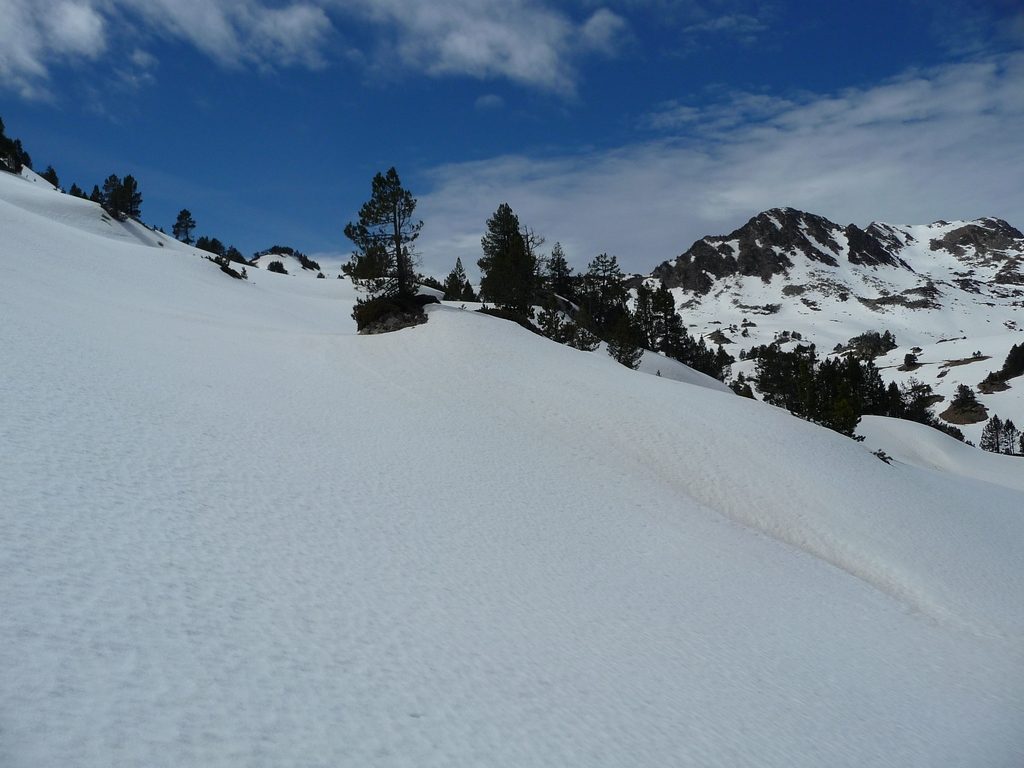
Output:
579,253,627,335
267,260,287,274
980,343,1024,391
223,246,246,265
353,294,436,332
565,306,600,351
101,173,142,220
730,372,755,398
903,352,918,367
842,330,898,359
753,344,896,437
89,185,102,203
344,167,421,299
606,314,643,369
419,275,445,292
195,236,225,256
0,117,32,172
980,414,1022,455
951,384,978,409
173,209,196,243
68,183,86,198
41,165,59,188
543,241,575,299
478,203,537,315
443,257,472,300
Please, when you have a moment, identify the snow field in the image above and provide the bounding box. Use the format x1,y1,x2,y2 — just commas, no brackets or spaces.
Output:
2,170,1024,766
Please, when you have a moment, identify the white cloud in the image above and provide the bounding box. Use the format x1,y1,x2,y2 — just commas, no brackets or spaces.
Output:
336,1,628,95
0,0,333,96
0,0,628,98
415,52,1024,276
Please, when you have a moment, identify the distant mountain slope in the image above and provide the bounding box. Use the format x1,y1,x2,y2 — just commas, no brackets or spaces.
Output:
647,207,1024,443
3,155,1024,767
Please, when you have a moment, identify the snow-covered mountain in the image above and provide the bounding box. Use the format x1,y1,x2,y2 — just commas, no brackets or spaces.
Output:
650,207,1024,442
3,169,1024,766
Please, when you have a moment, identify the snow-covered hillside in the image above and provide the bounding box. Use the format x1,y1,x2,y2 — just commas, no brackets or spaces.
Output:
3,171,1024,767
649,208,1024,443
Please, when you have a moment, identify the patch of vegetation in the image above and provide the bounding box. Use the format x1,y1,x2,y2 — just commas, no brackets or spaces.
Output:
939,385,987,425
353,294,438,334
940,354,989,368
837,330,897,360
266,260,288,274
978,343,1024,393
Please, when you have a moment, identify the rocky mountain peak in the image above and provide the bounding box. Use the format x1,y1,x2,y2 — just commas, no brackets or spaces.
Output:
653,208,908,294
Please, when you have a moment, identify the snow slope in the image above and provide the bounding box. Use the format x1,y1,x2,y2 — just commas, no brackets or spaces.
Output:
2,171,1024,767
858,415,1024,493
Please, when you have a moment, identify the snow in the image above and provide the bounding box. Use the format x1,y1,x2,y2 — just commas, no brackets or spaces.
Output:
2,169,1024,766
859,415,1024,493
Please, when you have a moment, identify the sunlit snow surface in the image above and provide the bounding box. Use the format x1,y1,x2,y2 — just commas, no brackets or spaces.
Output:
2,171,1023,767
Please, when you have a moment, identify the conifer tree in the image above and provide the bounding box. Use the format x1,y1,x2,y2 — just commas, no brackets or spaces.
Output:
951,384,978,409
632,283,656,348
980,414,1003,453
68,183,85,198
89,184,102,203
344,167,421,299
1002,419,1020,455
606,314,644,369
41,165,59,188
566,306,600,351
538,296,565,342
544,241,574,299
580,252,627,334
443,257,470,300
172,209,197,244
478,203,537,315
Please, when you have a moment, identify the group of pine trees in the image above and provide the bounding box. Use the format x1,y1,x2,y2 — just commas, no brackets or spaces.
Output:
979,342,1024,392
0,117,32,172
747,342,971,439
979,414,1023,455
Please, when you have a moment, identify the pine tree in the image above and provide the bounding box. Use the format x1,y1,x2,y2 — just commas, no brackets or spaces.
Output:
580,253,627,335
538,296,565,342
121,174,142,219
101,174,121,209
68,183,85,198
195,236,225,256
460,280,477,302
41,165,59,188
89,184,102,203
443,257,470,300
632,283,656,348
478,203,537,315
606,314,643,369
172,209,197,244
544,241,574,299
566,306,600,351
980,414,1003,453
343,167,421,299
1002,419,1020,455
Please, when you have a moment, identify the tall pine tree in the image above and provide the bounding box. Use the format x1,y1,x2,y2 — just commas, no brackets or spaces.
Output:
343,167,421,299
478,203,537,315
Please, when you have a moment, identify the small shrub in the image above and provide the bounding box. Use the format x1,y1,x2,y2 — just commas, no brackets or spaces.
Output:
267,260,287,274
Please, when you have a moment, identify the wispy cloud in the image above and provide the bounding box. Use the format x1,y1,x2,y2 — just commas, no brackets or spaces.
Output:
415,52,1024,276
0,0,629,98
335,1,628,95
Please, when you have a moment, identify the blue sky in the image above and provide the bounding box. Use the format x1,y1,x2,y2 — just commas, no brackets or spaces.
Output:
2,0,1022,275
